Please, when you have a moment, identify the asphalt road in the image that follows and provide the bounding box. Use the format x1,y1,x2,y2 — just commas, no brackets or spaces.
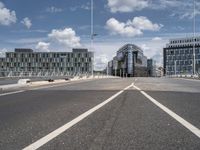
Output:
0,77,200,150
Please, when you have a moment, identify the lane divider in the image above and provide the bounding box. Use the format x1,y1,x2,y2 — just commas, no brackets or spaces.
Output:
22,83,133,150
132,82,200,139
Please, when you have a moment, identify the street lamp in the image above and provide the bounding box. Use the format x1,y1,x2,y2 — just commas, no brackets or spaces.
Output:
175,60,177,76
90,0,98,77
193,0,196,75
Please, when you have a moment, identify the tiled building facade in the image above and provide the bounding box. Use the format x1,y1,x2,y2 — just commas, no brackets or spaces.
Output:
163,37,200,75
0,48,94,77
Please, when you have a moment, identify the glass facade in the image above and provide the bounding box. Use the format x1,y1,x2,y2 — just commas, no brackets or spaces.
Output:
108,44,148,77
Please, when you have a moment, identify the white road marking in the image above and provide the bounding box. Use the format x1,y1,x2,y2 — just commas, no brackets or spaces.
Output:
22,83,133,150
0,79,95,97
132,83,200,139
0,90,25,97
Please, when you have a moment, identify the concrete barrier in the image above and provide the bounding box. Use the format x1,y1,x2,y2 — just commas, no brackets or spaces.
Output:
18,79,31,85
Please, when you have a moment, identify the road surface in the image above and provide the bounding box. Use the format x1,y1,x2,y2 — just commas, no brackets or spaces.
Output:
0,77,200,150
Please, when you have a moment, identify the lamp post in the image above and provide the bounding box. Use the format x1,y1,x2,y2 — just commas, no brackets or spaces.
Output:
193,0,196,75
91,0,94,77
175,60,177,76
90,0,98,77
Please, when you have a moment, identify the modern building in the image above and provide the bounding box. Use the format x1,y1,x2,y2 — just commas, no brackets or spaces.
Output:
0,48,94,77
108,44,148,77
147,59,157,77
163,37,200,75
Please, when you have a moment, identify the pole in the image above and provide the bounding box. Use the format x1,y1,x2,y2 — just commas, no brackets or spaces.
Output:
91,0,94,77
107,66,108,76
193,0,196,75
175,60,177,76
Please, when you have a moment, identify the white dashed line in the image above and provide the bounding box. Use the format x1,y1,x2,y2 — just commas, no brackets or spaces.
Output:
132,83,200,139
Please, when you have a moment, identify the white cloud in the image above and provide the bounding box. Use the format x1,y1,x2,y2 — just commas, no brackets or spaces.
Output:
106,17,163,37
129,16,163,31
46,6,63,13
106,18,142,37
0,2,17,26
138,38,168,66
21,17,32,29
152,37,162,41
48,28,81,48
70,2,90,12
152,0,200,19
0,48,7,57
80,2,90,10
107,0,200,19
35,42,50,52
107,0,149,13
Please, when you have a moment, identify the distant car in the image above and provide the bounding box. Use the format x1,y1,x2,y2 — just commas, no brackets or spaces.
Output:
47,79,54,82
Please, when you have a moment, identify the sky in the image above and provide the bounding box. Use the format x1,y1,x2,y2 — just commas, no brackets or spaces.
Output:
0,0,199,70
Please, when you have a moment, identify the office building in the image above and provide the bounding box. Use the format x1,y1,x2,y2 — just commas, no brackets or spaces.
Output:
108,44,148,77
147,59,157,77
0,48,94,77
163,37,200,75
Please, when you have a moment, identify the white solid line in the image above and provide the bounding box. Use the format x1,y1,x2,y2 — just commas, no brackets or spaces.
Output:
0,79,95,97
22,83,133,150
0,90,25,97
132,84,200,139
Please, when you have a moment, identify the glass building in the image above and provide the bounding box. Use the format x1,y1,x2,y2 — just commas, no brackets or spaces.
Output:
108,44,148,77
0,48,94,77
163,37,200,75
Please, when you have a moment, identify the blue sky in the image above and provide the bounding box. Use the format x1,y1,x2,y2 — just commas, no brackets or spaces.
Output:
0,0,199,69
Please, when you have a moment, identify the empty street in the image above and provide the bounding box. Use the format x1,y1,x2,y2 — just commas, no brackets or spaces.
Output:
0,77,200,150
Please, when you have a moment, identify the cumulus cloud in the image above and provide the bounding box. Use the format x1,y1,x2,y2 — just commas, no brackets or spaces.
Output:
106,17,163,37
129,16,163,31
107,0,149,13
35,42,50,52
106,18,142,37
46,6,63,13
0,2,17,26
21,17,32,29
48,28,81,48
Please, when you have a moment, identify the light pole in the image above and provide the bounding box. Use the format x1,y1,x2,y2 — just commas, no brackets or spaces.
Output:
90,0,98,77
175,60,177,76
91,0,94,77
193,0,196,75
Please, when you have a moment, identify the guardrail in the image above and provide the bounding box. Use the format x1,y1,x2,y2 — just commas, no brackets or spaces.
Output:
165,74,200,80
